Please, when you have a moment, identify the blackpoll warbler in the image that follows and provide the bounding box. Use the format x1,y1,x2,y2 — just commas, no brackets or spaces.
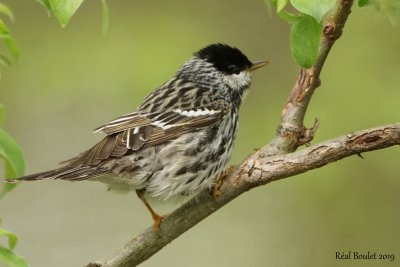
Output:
8,44,267,229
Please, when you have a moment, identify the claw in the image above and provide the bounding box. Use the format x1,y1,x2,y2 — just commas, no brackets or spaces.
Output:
212,166,235,199
152,214,164,231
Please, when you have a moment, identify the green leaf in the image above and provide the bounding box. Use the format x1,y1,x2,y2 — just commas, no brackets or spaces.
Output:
358,0,371,7
0,3,14,22
0,54,11,68
0,19,20,61
0,19,10,34
0,228,18,250
290,0,337,22
269,0,300,23
101,0,110,35
0,228,28,267
0,128,25,197
36,0,51,10
278,9,301,24
48,0,84,27
3,35,20,61
1,162,18,198
0,246,29,267
0,127,25,178
271,0,289,12
290,14,322,68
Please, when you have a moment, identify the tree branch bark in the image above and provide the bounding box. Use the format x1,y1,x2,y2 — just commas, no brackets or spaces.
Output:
86,1,399,266
88,123,400,267
266,0,354,155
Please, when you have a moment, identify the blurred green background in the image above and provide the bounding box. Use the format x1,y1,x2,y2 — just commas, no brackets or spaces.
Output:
0,1,399,267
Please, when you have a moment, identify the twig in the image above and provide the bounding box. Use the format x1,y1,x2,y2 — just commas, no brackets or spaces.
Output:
88,123,400,267
266,0,355,155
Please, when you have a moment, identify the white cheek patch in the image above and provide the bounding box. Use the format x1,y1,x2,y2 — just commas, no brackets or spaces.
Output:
223,71,251,91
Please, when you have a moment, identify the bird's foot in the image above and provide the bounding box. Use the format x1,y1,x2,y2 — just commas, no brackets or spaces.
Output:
151,213,164,231
212,165,236,199
136,189,165,231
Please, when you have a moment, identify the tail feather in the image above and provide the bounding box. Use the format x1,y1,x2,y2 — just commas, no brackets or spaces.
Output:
5,166,109,183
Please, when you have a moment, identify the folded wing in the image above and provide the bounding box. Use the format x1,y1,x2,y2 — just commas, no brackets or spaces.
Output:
68,101,229,167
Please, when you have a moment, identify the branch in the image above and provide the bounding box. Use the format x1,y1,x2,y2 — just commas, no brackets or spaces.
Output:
266,0,354,155
88,123,400,267
86,1,365,266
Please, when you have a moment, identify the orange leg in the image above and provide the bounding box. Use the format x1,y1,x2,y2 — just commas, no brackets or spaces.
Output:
212,165,236,199
136,189,164,230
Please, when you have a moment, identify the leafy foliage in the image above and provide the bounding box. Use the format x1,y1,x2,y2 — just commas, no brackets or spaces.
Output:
36,0,110,31
0,4,23,267
291,0,337,22
0,226,28,267
269,0,336,68
290,15,322,68
271,0,289,13
0,128,25,197
0,3,19,70
0,245,29,267
358,0,371,7
47,0,84,27
267,0,400,67
36,0,51,9
0,27,17,59
0,3,14,22
0,93,25,198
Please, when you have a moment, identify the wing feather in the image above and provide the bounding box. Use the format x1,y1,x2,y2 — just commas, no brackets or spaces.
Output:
66,99,230,167
93,113,151,135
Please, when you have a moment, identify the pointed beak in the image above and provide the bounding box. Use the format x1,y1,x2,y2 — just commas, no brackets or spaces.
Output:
249,60,268,72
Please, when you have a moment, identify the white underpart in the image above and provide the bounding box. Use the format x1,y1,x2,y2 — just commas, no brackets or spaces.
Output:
222,70,251,91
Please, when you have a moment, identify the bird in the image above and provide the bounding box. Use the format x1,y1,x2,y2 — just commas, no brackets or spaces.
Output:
6,43,267,229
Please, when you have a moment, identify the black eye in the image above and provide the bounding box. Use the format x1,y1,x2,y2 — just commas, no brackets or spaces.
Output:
227,65,240,75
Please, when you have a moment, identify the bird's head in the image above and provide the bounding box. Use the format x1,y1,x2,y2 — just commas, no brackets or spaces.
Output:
178,43,267,102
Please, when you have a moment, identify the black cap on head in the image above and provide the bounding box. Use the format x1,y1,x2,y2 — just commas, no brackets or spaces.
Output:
195,43,253,75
